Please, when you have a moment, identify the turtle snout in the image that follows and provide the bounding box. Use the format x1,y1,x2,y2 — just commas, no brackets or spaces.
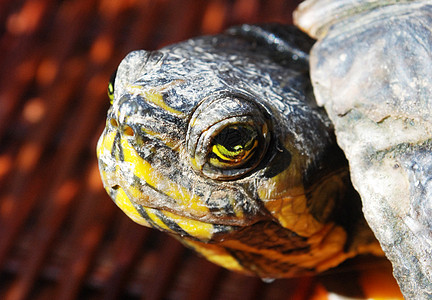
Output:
109,96,139,137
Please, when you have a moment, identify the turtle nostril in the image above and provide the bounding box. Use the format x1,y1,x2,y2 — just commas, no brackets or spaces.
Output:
112,185,120,190
124,125,135,136
110,118,119,127
108,118,134,137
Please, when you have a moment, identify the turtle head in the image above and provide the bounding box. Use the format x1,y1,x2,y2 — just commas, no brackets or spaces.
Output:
97,26,375,277
97,42,277,239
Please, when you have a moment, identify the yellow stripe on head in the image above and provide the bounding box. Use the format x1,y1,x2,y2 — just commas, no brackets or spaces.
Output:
163,210,214,241
96,129,117,159
114,187,150,226
146,91,182,115
119,137,209,217
128,85,183,116
142,207,173,232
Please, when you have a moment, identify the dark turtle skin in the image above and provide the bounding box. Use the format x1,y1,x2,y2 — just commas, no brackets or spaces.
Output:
97,24,380,279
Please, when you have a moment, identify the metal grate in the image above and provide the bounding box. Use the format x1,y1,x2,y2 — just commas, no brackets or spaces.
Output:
0,1,402,299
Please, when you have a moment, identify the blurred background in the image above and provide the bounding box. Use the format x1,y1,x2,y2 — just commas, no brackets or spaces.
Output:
0,0,402,299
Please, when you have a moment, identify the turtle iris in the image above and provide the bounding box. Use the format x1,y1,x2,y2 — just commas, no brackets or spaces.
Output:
210,125,258,169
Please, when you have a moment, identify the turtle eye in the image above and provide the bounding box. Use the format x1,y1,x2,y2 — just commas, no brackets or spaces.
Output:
107,69,117,104
210,124,259,169
187,94,271,180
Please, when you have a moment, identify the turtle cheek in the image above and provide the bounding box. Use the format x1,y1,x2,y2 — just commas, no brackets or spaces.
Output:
257,141,303,201
256,143,328,237
258,173,324,237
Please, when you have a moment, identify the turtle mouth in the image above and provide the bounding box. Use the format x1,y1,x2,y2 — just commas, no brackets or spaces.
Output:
108,183,237,242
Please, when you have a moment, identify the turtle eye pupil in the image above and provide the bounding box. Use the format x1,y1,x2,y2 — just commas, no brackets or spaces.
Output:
215,126,255,152
210,125,258,168
107,69,117,104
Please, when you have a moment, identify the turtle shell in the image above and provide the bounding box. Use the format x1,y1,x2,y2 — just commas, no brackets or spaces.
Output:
295,0,432,298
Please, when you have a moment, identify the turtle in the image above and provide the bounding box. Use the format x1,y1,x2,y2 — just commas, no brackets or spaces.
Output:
96,23,382,280
96,0,431,298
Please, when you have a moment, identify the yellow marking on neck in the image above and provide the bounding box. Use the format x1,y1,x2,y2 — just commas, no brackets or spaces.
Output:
218,224,351,271
119,137,209,216
182,239,246,273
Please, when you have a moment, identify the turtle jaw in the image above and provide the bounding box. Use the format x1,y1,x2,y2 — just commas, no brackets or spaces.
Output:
97,154,238,243
96,128,252,243
108,184,236,243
